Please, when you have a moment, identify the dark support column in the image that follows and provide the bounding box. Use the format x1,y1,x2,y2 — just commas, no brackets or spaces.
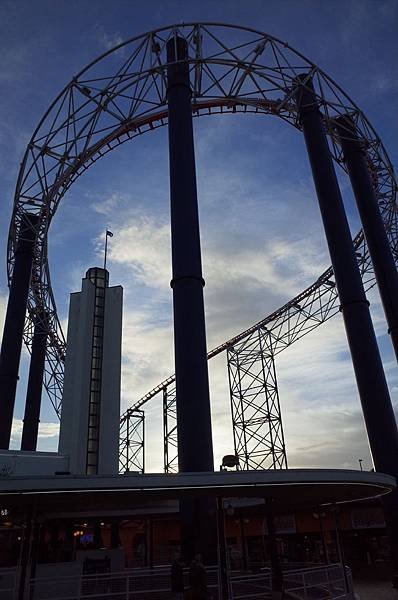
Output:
166,36,214,473
239,513,248,571
216,498,229,600
111,520,120,549
166,35,217,567
0,213,38,449
295,75,398,478
93,521,102,549
179,496,218,565
17,505,35,600
296,77,398,575
28,521,41,600
265,499,283,598
148,517,154,569
317,508,328,564
332,506,349,594
335,115,398,363
49,523,59,558
144,518,148,567
64,523,74,561
21,311,47,451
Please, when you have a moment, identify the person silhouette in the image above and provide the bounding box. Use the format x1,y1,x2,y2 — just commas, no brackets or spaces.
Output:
171,551,184,599
189,554,208,600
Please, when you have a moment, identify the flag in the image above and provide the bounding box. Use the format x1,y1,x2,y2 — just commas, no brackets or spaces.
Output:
106,230,113,237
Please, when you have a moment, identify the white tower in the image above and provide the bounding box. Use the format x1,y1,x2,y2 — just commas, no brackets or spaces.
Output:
59,268,123,475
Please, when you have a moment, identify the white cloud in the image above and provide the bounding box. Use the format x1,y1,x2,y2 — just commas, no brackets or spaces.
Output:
121,307,173,407
0,43,30,84
10,418,59,452
91,193,124,216
107,214,171,290
95,198,370,472
0,292,7,334
95,27,126,55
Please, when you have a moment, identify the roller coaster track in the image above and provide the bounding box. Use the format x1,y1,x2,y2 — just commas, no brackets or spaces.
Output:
6,24,397,469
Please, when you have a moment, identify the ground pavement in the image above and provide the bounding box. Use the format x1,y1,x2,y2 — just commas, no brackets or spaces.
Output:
353,579,398,599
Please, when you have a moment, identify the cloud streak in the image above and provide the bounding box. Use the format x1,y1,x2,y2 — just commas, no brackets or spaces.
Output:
94,191,394,472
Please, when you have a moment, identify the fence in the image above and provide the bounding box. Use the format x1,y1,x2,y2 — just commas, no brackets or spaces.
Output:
1,562,353,599
229,563,353,600
283,563,352,599
229,570,272,599
0,568,15,600
27,565,220,600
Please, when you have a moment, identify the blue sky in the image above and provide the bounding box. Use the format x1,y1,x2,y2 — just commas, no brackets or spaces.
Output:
0,0,397,471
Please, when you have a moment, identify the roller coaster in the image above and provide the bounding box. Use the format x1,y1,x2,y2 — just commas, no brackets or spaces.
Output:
6,24,398,474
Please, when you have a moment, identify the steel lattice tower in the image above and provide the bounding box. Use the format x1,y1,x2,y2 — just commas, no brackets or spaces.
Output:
228,329,287,470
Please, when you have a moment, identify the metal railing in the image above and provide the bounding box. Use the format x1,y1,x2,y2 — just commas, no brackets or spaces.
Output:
0,567,16,600
230,563,353,600
283,563,352,599
3,562,353,599
27,565,220,600
229,570,272,599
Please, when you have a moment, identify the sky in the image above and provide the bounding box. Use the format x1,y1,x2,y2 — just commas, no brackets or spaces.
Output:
0,0,397,472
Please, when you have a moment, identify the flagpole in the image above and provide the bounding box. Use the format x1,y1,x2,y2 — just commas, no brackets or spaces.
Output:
104,230,108,271
103,229,114,272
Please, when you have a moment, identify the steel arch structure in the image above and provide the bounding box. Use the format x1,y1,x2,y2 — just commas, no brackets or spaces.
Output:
7,23,397,470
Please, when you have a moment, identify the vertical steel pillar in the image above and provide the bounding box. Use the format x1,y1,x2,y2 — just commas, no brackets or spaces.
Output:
239,513,248,571
17,505,35,600
166,34,216,565
265,499,283,595
93,521,102,548
21,311,47,451
28,521,41,600
295,76,398,480
332,506,349,594
216,497,229,600
148,516,154,569
111,520,120,549
335,115,398,363
317,508,328,564
166,35,214,473
0,213,38,449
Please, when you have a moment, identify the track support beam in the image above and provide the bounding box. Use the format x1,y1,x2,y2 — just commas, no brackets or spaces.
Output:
0,213,38,449
166,35,214,473
335,115,398,363
296,79,398,570
21,311,47,451
166,34,216,566
295,75,398,480
334,115,398,578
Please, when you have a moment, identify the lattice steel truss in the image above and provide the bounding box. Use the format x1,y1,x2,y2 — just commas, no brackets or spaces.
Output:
163,387,178,473
6,24,397,470
119,410,144,473
228,328,287,470
121,236,380,472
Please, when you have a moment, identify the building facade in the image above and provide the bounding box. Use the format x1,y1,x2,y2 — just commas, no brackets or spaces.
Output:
58,267,122,475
